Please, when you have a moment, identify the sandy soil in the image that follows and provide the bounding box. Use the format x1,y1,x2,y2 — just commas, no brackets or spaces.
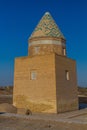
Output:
0,114,87,130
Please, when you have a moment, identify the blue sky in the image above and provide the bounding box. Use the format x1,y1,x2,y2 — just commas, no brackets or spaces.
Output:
0,0,87,87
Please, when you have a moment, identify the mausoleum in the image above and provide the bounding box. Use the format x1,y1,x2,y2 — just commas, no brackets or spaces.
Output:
13,12,78,113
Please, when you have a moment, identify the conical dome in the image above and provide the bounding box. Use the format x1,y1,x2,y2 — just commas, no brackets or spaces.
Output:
28,12,66,57
29,12,65,40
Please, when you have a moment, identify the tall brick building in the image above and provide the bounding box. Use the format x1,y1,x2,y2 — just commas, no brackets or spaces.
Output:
13,12,78,113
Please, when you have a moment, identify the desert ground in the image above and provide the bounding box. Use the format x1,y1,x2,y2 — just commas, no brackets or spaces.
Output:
0,86,87,130
0,109,87,130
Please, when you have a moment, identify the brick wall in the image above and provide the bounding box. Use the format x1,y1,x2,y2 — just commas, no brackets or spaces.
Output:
13,54,57,113
13,53,78,114
28,37,66,57
55,54,78,113
29,44,64,56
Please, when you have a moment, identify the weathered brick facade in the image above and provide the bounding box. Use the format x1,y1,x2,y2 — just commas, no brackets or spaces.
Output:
29,37,66,56
13,12,78,113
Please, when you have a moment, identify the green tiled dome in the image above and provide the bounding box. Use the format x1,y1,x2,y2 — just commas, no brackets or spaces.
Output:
29,12,65,40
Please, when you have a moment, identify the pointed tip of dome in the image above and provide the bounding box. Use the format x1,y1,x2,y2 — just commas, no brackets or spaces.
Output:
45,12,50,15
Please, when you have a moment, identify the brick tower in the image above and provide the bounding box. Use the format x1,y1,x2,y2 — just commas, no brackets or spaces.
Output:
13,12,78,113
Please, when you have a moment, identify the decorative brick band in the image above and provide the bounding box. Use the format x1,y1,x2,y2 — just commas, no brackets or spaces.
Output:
29,39,65,47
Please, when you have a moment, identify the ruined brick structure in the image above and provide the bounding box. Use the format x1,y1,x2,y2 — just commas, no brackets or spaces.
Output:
13,12,78,113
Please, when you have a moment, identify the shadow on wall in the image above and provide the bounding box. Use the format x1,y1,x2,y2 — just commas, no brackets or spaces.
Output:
0,112,5,114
